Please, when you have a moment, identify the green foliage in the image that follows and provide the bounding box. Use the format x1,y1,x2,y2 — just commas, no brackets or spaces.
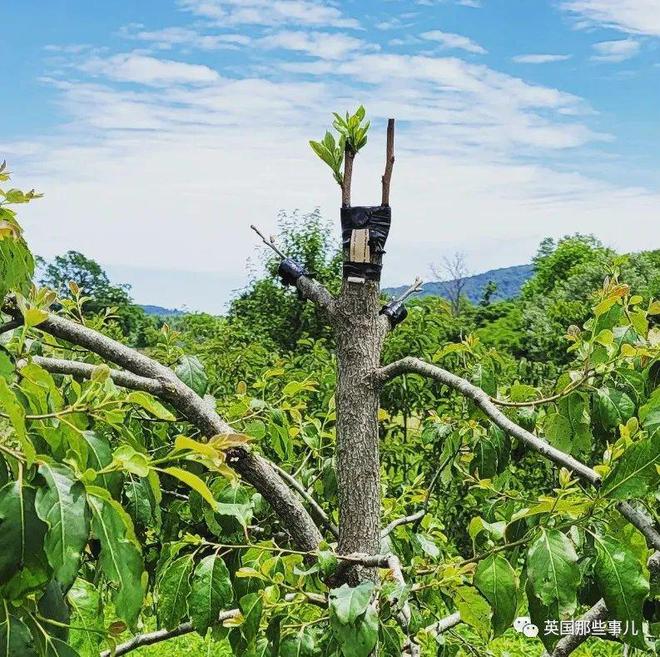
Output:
309,106,370,185
0,162,658,657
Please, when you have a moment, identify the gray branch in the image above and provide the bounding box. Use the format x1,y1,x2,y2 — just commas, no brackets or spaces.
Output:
375,357,601,485
22,356,165,395
381,509,426,539
8,309,323,552
99,609,239,657
296,275,336,316
616,501,660,551
270,462,339,538
544,599,609,657
427,612,462,637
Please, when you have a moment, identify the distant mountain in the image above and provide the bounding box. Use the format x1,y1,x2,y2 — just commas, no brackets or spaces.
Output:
384,264,534,303
139,304,186,317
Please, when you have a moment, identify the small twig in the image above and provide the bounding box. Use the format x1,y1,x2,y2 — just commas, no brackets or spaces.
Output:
381,118,395,206
250,224,287,259
381,509,426,539
270,462,339,538
393,277,423,305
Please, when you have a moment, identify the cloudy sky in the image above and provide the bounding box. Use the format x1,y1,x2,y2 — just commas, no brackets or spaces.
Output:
3,0,660,312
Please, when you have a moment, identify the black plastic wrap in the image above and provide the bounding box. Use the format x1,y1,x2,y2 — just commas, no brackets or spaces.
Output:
340,205,391,281
278,258,308,286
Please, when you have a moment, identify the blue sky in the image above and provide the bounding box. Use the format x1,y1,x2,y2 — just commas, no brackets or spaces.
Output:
2,0,659,312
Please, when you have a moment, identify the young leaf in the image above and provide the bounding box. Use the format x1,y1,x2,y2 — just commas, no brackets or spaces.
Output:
0,376,35,464
596,387,634,430
453,586,492,641
35,463,90,590
189,554,233,635
474,554,518,637
601,431,660,500
126,391,175,421
594,534,649,650
163,467,217,509
328,582,374,625
239,592,263,645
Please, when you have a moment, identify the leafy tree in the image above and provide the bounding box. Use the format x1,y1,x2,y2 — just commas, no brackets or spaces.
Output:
0,109,658,657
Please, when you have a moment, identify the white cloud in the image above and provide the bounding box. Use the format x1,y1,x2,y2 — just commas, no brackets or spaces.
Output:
591,39,640,62
80,53,220,85
118,24,250,50
259,30,369,60
178,0,360,28
420,30,487,54
512,53,572,64
562,0,660,37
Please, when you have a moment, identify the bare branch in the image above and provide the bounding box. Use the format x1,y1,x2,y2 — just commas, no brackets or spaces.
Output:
0,318,21,335
250,224,336,314
374,357,601,485
342,148,354,207
99,609,239,657
381,509,426,539
381,118,395,206
22,356,165,395
426,612,462,637
544,600,608,657
386,553,420,657
616,501,660,551
250,224,287,259
393,277,423,305
270,462,339,538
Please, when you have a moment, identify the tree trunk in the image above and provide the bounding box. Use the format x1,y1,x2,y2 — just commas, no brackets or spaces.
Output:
335,279,383,582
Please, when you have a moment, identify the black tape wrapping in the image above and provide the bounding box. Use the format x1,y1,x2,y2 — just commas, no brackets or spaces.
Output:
341,205,391,282
380,301,408,328
278,258,308,287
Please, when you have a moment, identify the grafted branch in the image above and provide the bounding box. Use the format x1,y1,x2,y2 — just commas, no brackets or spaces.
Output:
381,118,395,206
250,224,336,314
375,357,601,485
342,149,354,207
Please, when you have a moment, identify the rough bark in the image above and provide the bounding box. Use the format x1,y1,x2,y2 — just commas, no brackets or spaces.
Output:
334,279,383,582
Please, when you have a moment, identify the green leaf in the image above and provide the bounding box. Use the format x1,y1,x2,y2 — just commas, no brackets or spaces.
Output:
594,534,649,649
239,592,263,644
0,377,35,464
0,480,48,587
189,554,233,635
88,495,143,628
470,439,497,479
601,431,660,500
126,391,175,421
35,463,90,590
163,467,217,509
0,609,39,657
328,582,374,625
526,528,580,619
596,387,634,430
67,579,103,657
80,432,121,497
158,553,194,629
113,445,151,478
175,356,208,396
471,364,496,397
38,580,70,642
544,413,571,453
474,554,518,637
453,586,491,641
43,637,81,657
329,600,378,657
280,629,316,657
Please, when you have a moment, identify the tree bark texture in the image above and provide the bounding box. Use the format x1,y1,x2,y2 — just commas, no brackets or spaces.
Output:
334,279,384,581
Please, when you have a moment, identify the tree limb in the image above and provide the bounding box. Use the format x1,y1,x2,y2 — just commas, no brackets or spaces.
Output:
6,308,323,552
99,609,240,657
381,509,426,539
543,599,609,657
426,611,462,637
616,501,660,551
0,318,21,335
21,356,166,395
381,118,395,206
374,357,601,485
270,462,339,538
342,148,354,207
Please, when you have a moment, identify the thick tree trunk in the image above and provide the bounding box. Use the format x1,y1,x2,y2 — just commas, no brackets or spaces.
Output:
335,279,383,582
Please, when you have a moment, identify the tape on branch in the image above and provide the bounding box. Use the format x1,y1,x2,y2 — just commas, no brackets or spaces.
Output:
341,205,391,282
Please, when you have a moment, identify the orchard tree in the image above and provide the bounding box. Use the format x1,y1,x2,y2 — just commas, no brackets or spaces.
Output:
0,103,658,657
